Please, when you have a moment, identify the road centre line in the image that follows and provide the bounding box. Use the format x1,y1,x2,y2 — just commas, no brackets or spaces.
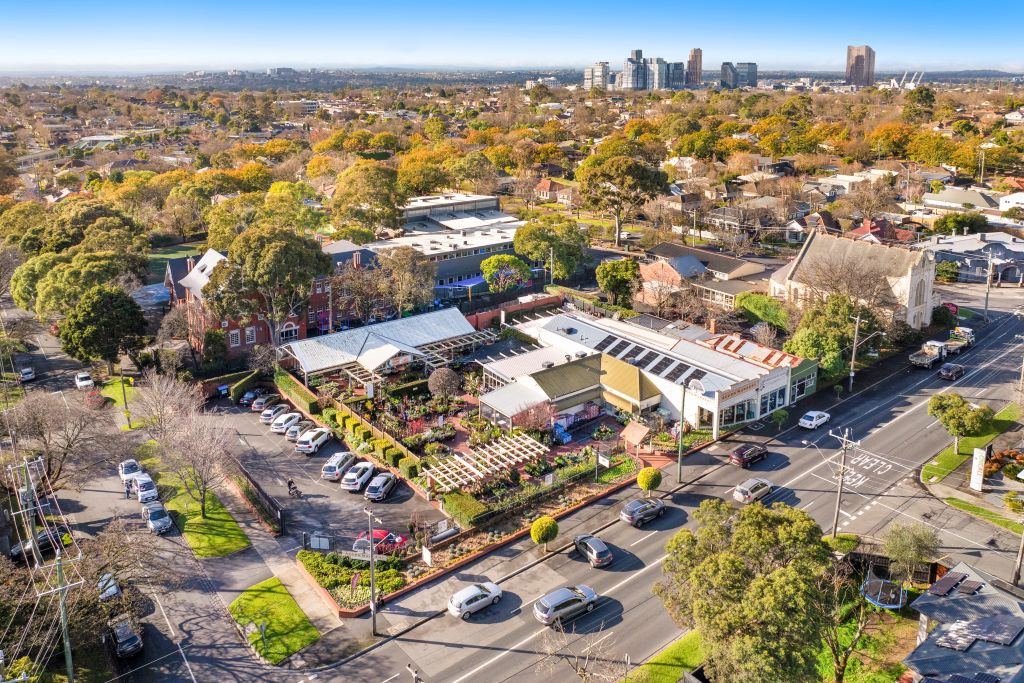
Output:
582,631,616,653
178,644,197,683
630,531,658,547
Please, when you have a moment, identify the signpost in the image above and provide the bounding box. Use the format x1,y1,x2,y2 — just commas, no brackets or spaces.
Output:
422,545,433,567
970,447,986,492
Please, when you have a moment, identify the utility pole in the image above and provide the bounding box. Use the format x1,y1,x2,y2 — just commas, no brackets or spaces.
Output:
364,507,379,636
676,382,688,483
979,148,986,185
22,460,37,565
848,315,862,394
984,258,994,322
57,552,74,683
828,429,858,539
549,246,555,285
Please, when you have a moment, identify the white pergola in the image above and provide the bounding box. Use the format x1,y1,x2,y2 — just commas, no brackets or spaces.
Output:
426,433,549,493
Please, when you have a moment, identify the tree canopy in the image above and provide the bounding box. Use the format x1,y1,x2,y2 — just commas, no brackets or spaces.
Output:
512,215,589,281
481,254,531,293
577,155,666,248
59,284,147,363
595,258,640,307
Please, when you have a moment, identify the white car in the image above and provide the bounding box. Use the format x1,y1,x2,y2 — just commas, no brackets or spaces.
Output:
733,477,774,504
448,582,503,620
134,474,158,504
118,459,143,483
798,411,831,429
340,461,375,492
321,452,355,481
18,367,35,382
270,412,302,434
296,427,332,455
75,372,95,389
260,404,290,424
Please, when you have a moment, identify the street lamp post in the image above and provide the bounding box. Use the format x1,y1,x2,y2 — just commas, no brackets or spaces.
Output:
363,507,381,636
803,430,859,539
848,315,885,393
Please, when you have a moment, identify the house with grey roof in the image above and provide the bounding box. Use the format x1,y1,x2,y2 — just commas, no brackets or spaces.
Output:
640,242,768,310
922,187,1001,212
918,232,1024,285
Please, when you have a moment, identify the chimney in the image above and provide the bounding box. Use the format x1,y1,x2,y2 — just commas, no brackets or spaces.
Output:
708,318,718,335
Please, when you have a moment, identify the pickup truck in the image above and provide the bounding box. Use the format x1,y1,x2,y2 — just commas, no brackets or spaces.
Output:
909,327,976,368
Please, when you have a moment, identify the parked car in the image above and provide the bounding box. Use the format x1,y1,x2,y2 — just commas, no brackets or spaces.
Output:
364,473,397,502
142,501,172,534
448,582,502,620
728,443,768,468
295,427,332,455
250,395,279,412
573,534,614,568
286,419,314,441
619,498,665,527
798,411,831,429
134,474,158,504
238,388,266,406
118,459,143,483
533,585,598,626
938,363,966,381
733,477,774,504
270,412,302,434
353,529,408,555
340,461,375,492
74,372,95,389
107,614,144,658
10,524,71,564
98,573,121,602
260,404,290,424
321,452,355,481
18,367,35,382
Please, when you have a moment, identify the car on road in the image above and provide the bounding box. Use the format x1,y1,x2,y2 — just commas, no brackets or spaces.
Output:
448,582,502,620
286,419,314,441
270,412,302,434
798,411,831,429
134,474,158,503
533,585,598,626
98,572,121,602
74,372,95,389
118,459,143,483
250,394,279,412
259,404,290,424
364,472,397,502
295,427,332,454
10,524,71,564
142,501,173,534
733,477,774,504
238,388,266,406
340,461,375,492
728,443,769,468
619,498,665,527
18,367,35,382
938,363,966,381
573,534,614,568
353,529,408,555
107,614,144,658
321,452,355,481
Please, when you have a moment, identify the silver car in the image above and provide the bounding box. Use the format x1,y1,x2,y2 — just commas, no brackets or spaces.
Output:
533,585,598,626
142,501,173,534
733,477,774,504
448,582,502,620
260,404,289,424
364,473,397,502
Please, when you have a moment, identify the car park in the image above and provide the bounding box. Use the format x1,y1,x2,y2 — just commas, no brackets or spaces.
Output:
733,477,774,504
270,412,302,434
295,427,332,454
286,419,314,441
573,534,614,568
533,585,598,626
118,459,143,483
321,452,355,480
938,363,966,380
619,498,665,527
340,461,375,492
353,529,408,555
9,524,71,564
18,367,35,382
238,388,266,406
448,582,502,620
98,573,121,602
142,501,172,534
364,472,397,502
74,372,95,389
728,443,768,468
134,474,158,503
250,395,279,412
260,404,290,424
107,614,144,658
798,411,831,429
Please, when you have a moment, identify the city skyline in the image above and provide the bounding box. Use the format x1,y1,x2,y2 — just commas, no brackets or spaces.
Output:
1,0,1022,73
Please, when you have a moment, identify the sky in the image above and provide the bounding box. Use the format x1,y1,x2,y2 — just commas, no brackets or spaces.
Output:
1,0,1022,74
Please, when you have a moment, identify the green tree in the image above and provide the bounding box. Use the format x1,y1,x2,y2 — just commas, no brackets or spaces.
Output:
654,500,832,683
512,215,588,281
204,225,331,348
882,522,939,585
205,192,263,252
927,393,994,454
784,328,844,377
481,254,531,293
595,258,640,307
530,515,559,552
375,245,437,314
423,117,446,142
59,285,147,365
331,160,406,235
734,292,790,329
935,261,960,282
771,409,789,432
637,466,662,497
902,86,936,123
10,252,70,311
906,131,958,166
1004,206,1024,221
34,251,130,319
933,211,988,235
577,155,667,248
397,159,449,196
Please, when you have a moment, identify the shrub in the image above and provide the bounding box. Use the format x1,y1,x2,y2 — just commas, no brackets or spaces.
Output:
372,439,390,456
228,370,260,403
530,515,559,551
442,491,489,528
931,305,957,328
423,442,446,457
321,407,339,427
274,368,320,414
356,425,371,442
734,291,789,328
1006,491,1024,514
637,467,663,497
344,416,360,433
399,456,420,479
384,447,403,467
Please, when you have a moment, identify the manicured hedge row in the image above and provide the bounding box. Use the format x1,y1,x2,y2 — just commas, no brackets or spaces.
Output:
442,491,489,528
274,368,320,414
229,370,261,403
399,456,420,479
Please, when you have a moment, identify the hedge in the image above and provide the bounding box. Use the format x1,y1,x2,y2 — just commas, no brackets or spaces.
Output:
229,370,261,403
399,456,420,479
343,416,360,433
274,368,320,414
391,379,429,398
384,447,403,467
371,438,390,456
355,426,371,442
321,407,339,428
297,550,406,608
442,491,489,528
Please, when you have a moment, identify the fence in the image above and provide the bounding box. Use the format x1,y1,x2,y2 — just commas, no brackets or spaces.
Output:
463,294,562,330
455,280,546,315
232,459,286,534
329,398,418,463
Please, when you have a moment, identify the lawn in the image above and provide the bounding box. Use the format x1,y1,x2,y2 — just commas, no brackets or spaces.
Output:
921,403,1022,482
814,595,919,683
146,241,206,284
136,442,251,558
0,382,25,408
101,376,138,406
825,533,861,555
946,497,1023,534
228,577,320,665
624,630,703,683
598,456,638,484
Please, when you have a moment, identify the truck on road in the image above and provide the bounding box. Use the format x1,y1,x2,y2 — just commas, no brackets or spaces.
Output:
909,327,975,368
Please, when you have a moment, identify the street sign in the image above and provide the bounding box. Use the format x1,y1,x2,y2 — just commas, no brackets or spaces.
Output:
422,545,433,567
598,454,610,468
543,472,554,486
970,447,986,491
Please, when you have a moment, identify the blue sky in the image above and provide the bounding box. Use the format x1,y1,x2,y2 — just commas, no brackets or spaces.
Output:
1,1,1021,73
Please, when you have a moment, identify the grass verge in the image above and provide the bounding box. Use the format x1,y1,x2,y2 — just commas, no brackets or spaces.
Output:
945,497,1023,534
146,241,206,284
101,376,138,406
137,442,251,558
228,577,320,665
825,533,860,555
624,630,703,683
598,456,638,484
921,403,1022,482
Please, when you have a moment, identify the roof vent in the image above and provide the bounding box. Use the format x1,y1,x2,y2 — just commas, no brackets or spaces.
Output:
541,361,555,369
575,351,587,358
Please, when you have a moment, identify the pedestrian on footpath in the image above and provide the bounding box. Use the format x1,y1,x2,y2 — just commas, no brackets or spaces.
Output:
406,663,420,682
124,480,131,499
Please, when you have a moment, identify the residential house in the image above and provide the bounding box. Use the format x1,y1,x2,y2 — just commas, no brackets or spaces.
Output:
784,210,840,243
845,217,918,243
918,232,1024,284
639,243,767,309
999,192,1024,212
1005,109,1024,125
534,178,567,203
921,187,1000,212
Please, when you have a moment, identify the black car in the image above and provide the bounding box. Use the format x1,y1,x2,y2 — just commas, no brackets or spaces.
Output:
10,525,71,564
619,498,665,527
938,363,965,381
728,443,768,468
573,534,614,567
238,387,266,406
107,614,144,658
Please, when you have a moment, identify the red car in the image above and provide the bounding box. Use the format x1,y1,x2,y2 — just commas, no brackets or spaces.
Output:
353,529,408,555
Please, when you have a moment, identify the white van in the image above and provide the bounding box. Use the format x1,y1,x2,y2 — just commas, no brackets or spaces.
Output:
134,474,159,503
321,452,355,481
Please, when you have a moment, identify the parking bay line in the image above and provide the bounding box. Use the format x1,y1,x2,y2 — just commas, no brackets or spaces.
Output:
630,531,658,547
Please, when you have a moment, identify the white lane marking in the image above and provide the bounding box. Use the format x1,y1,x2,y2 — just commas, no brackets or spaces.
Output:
154,592,175,637
839,509,855,519
582,631,616,654
380,675,400,683
630,531,658,547
178,644,197,683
